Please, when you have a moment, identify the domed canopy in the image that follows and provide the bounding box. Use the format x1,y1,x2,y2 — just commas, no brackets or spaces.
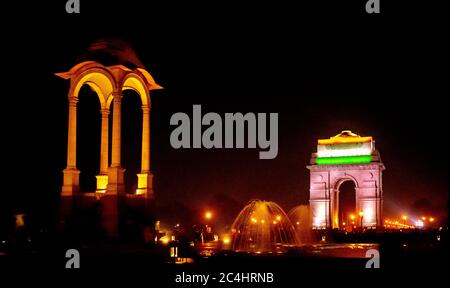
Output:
56,38,162,92
77,38,146,69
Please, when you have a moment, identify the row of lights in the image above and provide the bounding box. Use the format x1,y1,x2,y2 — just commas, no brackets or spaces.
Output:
420,216,435,222
400,215,435,223
384,220,415,229
250,215,283,224
341,211,365,227
384,215,436,229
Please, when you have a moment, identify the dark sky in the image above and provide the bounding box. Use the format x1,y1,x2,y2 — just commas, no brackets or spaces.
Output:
1,1,447,226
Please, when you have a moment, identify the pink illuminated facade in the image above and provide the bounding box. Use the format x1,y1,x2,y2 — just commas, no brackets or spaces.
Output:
307,131,385,229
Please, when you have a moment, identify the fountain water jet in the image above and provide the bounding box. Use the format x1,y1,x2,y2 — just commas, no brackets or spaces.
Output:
288,205,315,243
230,200,299,253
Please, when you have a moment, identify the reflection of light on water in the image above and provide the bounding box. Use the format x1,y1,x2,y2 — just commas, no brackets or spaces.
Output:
170,247,178,257
176,258,194,264
308,243,380,258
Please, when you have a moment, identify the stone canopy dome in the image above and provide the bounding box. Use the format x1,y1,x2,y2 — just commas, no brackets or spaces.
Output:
77,38,146,69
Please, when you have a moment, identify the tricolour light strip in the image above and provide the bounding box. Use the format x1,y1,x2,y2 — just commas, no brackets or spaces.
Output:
318,137,372,145
317,147,372,157
318,131,372,145
317,142,373,157
316,155,372,165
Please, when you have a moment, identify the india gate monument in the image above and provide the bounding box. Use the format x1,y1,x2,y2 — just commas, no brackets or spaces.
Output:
308,131,385,229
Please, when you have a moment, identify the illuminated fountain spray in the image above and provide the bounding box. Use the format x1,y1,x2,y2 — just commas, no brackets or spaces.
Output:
288,205,314,243
230,200,299,253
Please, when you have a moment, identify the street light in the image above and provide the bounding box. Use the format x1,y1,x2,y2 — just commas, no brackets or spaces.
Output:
402,215,407,225
359,211,364,228
349,214,356,228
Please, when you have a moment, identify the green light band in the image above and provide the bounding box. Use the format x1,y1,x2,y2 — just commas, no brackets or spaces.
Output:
316,155,372,165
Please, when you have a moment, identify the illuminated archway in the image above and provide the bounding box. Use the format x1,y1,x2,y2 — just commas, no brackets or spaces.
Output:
56,59,162,239
308,131,385,229
336,180,356,228
77,84,102,192
121,74,153,195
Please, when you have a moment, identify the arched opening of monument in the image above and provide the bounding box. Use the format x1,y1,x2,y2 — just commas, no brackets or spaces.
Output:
338,180,356,228
77,85,101,192
121,89,143,194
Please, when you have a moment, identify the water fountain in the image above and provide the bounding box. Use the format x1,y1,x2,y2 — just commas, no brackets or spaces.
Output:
287,205,315,244
230,200,299,253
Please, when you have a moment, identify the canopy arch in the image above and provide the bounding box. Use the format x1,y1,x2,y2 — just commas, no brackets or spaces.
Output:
121,73,150,107
70,68,116,109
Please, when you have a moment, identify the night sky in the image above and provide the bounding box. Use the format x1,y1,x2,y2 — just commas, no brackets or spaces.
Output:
1,1,447,227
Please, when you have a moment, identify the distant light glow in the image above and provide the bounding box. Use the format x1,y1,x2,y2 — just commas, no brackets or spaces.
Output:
415,220,424,228
204,211,212,220
159,235,170,244
316,155,372,165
